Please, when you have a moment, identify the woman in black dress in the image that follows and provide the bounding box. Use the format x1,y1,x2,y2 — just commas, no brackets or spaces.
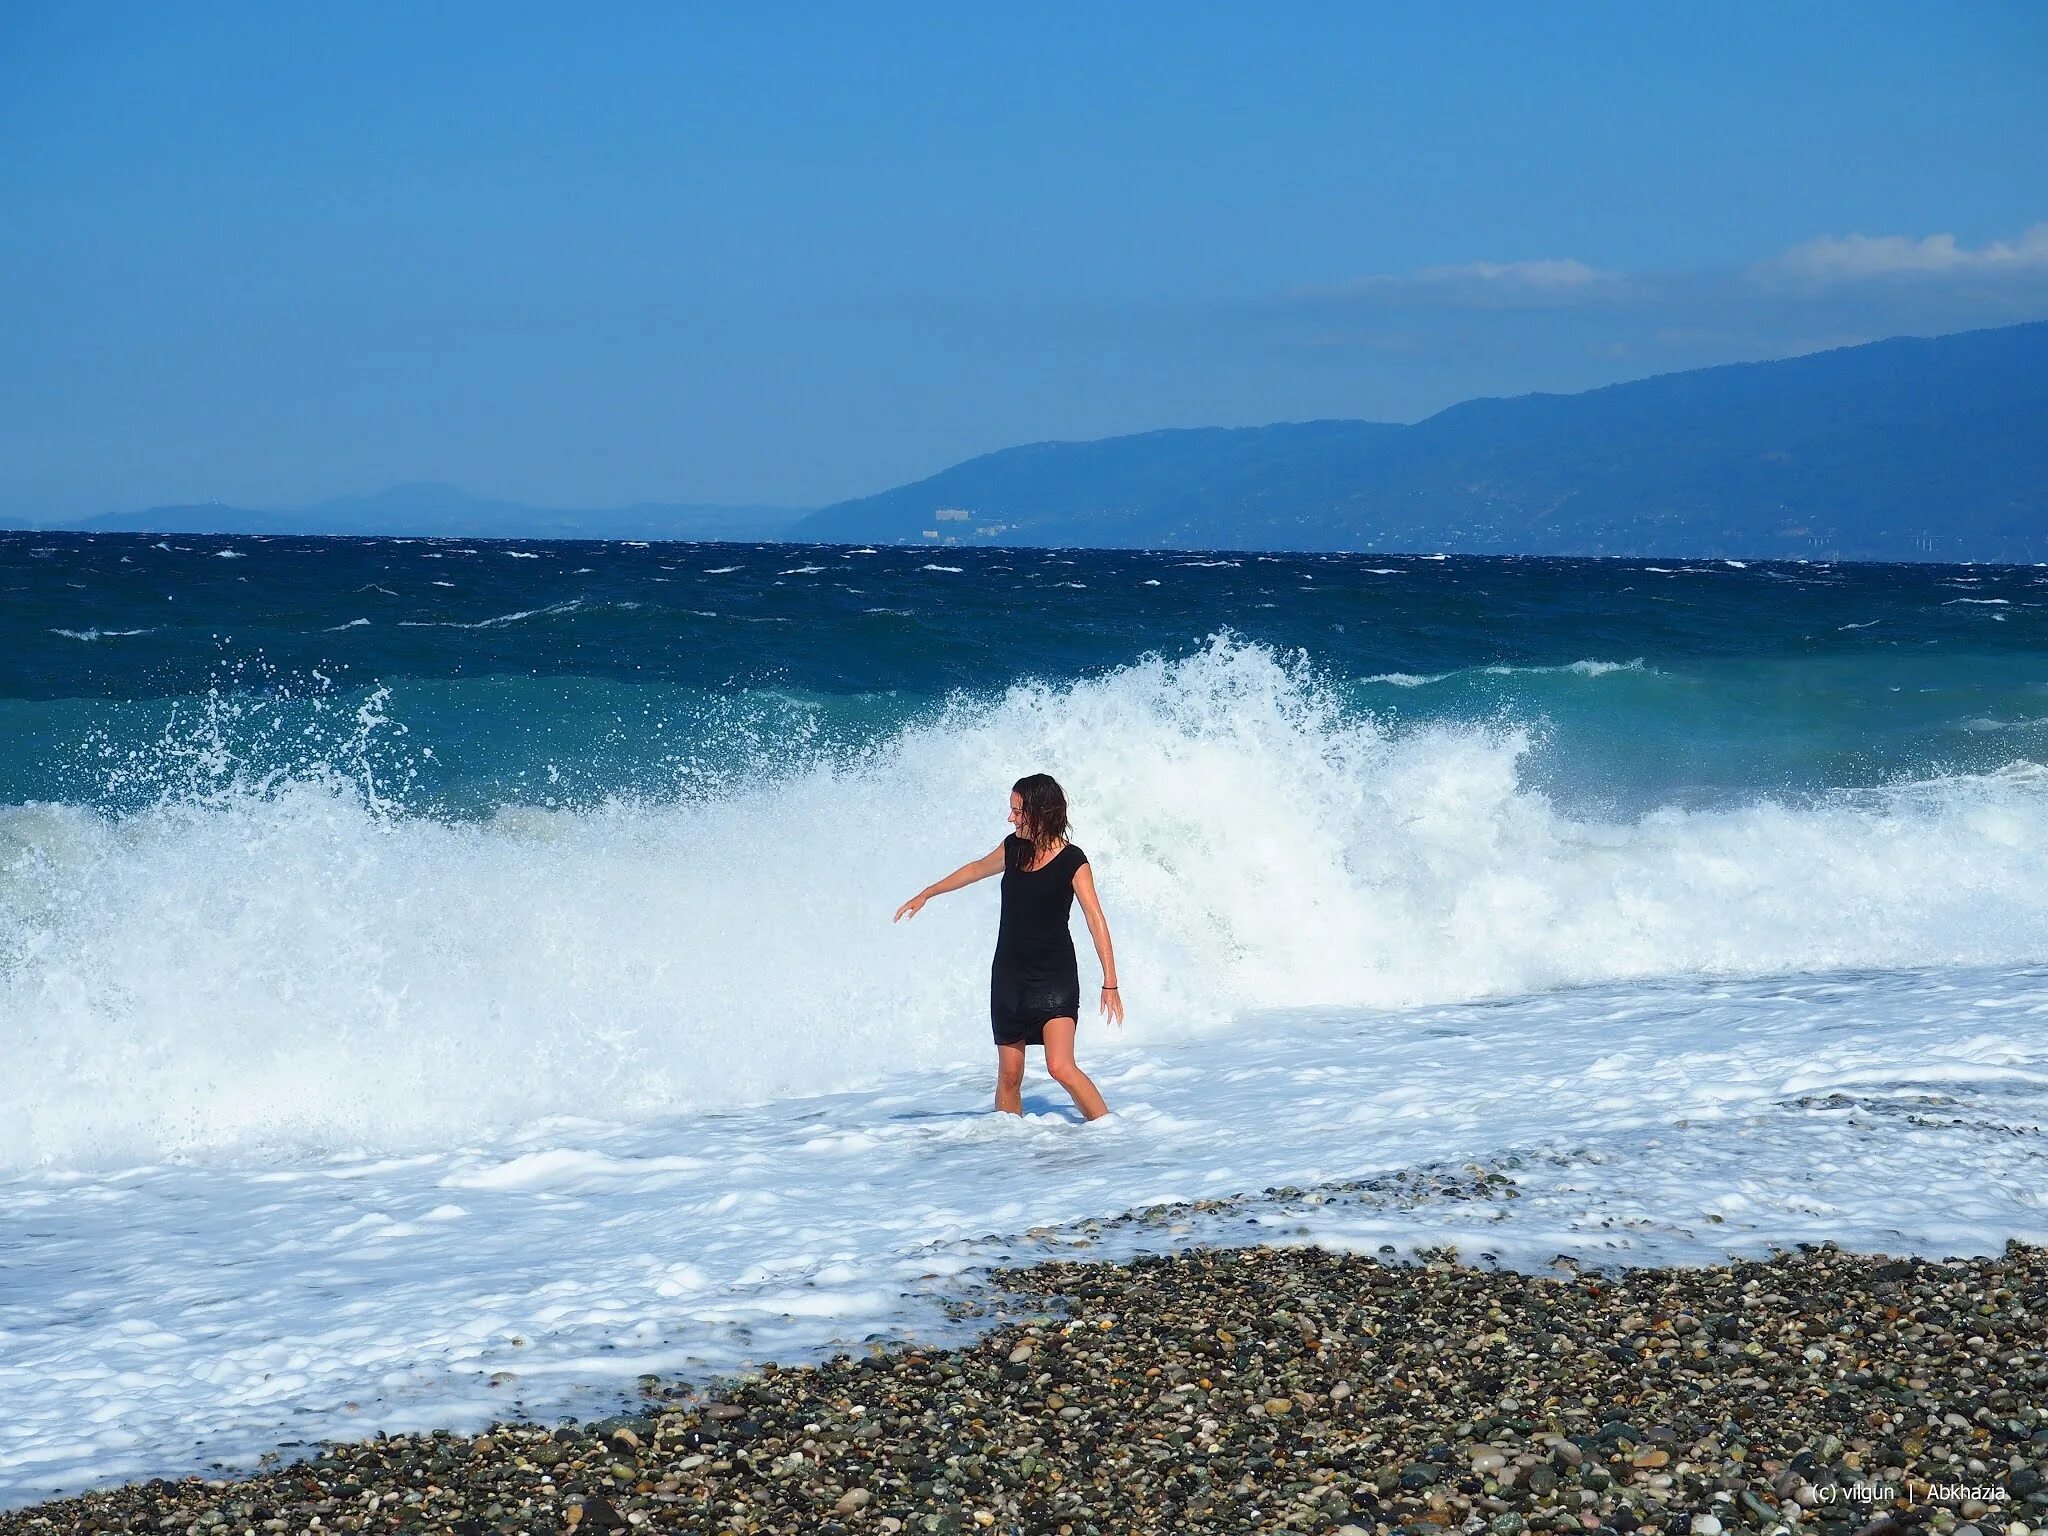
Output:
894,773,1122,1120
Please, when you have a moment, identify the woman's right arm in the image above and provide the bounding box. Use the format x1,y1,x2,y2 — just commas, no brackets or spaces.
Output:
894,843,1007,922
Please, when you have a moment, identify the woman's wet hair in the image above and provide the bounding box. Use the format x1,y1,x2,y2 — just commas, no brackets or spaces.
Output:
1009,773,1071,870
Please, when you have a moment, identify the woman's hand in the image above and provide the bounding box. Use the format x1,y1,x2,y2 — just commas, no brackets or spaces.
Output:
1100,985,1124,1029
893,892,928,923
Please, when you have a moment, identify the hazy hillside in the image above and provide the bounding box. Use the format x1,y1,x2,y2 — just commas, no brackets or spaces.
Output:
794,322,2048,560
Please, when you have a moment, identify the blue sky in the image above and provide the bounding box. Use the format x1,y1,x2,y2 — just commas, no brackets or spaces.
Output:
2,1,2044,518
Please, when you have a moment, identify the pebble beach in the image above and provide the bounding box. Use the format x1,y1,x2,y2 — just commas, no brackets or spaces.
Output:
4,1239,2039,1536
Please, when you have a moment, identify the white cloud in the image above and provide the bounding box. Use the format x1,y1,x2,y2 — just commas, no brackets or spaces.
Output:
1411,257,1608,289
1289,223,2048,335
1761,221,2048,283
1298,255,1623,309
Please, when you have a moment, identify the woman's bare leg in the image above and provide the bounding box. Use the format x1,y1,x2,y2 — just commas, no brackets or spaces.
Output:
1040,1018,1109,1120
994,1042,1026,1114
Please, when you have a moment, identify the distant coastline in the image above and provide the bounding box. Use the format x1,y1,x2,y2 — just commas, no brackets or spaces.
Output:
2,484,811,545
10,321,2046,562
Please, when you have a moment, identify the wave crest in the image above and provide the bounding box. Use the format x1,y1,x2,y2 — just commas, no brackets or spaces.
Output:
5,633,2047,1170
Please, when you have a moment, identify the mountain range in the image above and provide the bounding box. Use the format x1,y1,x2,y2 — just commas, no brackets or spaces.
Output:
19,320,2048,560
793,321,2048,561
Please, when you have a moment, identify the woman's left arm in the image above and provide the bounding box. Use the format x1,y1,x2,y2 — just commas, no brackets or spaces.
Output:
1072,862,1124,1028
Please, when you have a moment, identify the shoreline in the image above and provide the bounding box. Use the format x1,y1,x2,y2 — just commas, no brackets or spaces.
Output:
3,1240,2042,1536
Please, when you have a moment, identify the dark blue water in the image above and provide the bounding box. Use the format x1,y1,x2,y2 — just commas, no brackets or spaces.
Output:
6,532,2047,818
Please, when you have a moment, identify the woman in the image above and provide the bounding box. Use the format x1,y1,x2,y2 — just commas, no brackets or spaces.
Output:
894,773,1123,1120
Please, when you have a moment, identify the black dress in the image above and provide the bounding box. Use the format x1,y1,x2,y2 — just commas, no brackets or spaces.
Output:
989,835,1089,1046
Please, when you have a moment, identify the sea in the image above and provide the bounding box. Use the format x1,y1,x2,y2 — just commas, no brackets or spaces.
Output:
3,531,2046,1507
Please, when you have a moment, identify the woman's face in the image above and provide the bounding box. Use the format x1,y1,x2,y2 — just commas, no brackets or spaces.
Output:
1008,792,1028,837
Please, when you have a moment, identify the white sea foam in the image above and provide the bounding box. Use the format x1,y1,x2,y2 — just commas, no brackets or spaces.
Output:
47,627,156,642
3,964,2043,1506
5,634,2048,1175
